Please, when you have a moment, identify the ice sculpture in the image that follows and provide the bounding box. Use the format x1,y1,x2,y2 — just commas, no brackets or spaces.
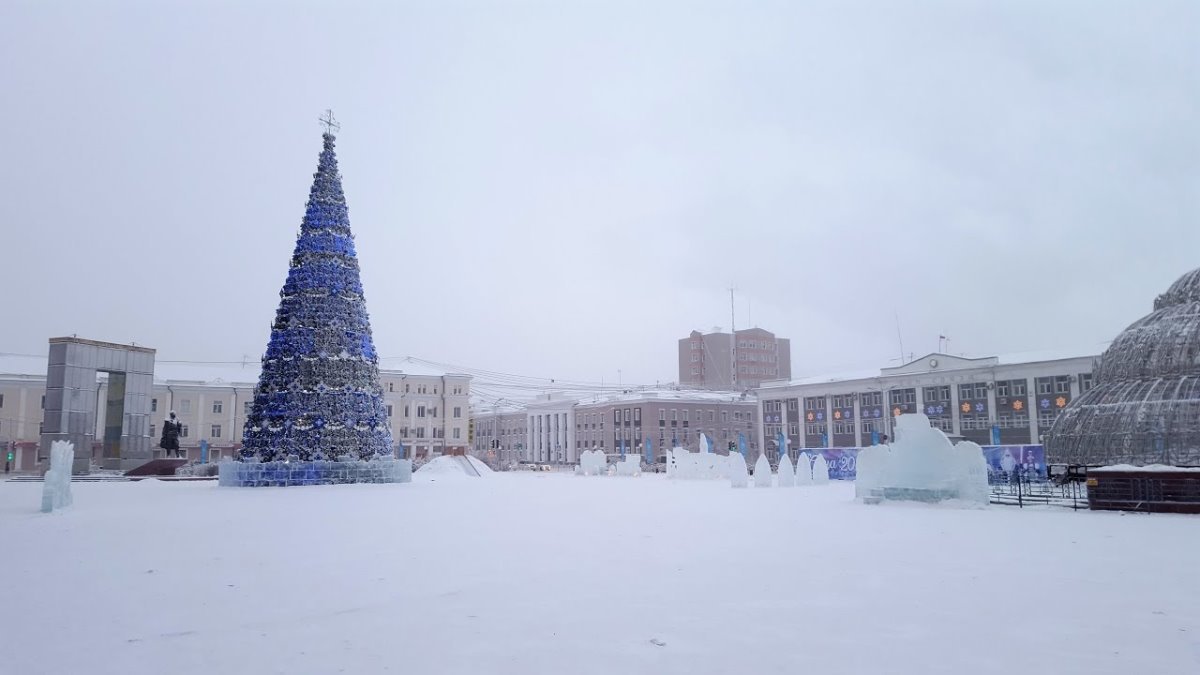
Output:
954,441,991,504
578,449,608,476
854,445,885,499
614,454,642,476
776,453,795,487
753,453,772,487
668,447,729,480
218,456,411,487
795,453,813,486
41,441,75,513
856,413,989,505
729,451,749,488
812,455,830,485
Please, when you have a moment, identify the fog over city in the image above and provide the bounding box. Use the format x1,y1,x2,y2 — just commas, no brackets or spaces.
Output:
2,1,1196,386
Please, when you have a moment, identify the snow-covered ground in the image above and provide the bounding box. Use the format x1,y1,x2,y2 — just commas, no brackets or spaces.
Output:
1,474,1198,675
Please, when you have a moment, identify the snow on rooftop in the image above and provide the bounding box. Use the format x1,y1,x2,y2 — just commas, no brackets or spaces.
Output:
1090,463,1200,473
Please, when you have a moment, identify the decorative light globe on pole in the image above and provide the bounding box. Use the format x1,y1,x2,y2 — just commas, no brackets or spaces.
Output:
219,112,409,487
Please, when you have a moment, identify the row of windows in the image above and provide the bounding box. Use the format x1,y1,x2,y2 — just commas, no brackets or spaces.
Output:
738,366,778,376
385,382,451,395
738,352,777,363
788,375,1092,412
737,339,776,351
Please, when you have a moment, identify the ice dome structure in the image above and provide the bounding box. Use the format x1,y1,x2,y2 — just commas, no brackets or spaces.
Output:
1045,267,1200,466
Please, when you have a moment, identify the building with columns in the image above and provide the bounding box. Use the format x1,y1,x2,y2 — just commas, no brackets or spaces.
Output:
754,350,1098,457
472,389,761,467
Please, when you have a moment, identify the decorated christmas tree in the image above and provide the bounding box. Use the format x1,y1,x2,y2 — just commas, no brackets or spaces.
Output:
239,114,394,463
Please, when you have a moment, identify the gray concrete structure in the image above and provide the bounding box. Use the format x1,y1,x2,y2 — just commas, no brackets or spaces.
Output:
39,337,155,474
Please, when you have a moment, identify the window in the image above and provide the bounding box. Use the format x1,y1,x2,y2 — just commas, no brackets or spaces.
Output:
1011,380,1027,397
150,398,157,413
453,406,462,418
1055,376,1071,394
386,405,393,418
624,408,631,422
388,382,394,392
416,427,425,439
150,424,156,438
959,383,987,400
211,424,222,438
405,384,410,393
691,353,699,363
1080,373,1094,392
861,419,880,434
181,425,190,438
453,428,461,439
721,410,729,422
41,395,46,409
930,417,953,432
805,423,827,436
634,408,641,423
1036,378,1054,395
431,407,438,418
889,389,916,405
614,410,620,424
212,400,223,414
708,411,714,422
180,399,191,414
861,392,882,407
833,420,853,435
417,406,426,418
683,410,689,423
924,386,950,402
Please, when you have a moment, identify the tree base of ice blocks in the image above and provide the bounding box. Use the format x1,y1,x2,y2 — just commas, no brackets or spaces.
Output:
218,457,412,487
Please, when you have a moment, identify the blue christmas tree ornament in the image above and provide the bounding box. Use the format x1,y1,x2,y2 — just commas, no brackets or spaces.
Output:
221,113,409,487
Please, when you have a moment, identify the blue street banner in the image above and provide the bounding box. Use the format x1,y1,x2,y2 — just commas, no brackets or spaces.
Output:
737,432,748,458
199,439,209,464
871,430,880,445
991,425,1002,446
398,440,406,459
777,432,788,459
620,439,626,456
645,437,653,464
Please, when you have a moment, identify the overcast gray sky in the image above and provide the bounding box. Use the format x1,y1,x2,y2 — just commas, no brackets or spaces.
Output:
1,1,1197,387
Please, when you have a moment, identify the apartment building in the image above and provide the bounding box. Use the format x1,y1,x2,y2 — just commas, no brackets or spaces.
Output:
678,327,792,391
